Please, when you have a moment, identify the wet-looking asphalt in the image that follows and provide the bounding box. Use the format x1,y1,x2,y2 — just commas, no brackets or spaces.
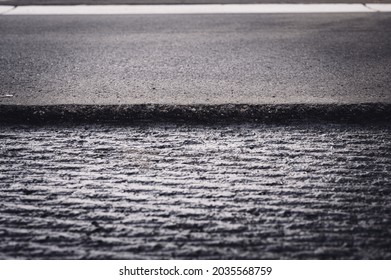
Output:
1,124,390,259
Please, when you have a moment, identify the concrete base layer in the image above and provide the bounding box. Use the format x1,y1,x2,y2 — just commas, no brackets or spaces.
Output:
1,123,390,259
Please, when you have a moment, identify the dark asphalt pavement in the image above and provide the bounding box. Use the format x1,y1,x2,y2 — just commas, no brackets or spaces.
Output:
1,13,391,106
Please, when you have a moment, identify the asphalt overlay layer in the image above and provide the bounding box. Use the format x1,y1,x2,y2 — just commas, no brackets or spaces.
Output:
1,14,391,106
1,123,390,259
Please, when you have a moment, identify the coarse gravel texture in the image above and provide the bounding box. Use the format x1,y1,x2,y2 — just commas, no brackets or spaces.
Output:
0,123,391,259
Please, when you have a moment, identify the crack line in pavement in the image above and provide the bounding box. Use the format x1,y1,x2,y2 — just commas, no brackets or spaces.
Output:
0,5,16,15
363,3,380,12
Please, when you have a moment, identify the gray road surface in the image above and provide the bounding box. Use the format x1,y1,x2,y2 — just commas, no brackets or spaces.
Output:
1,123,391,259
1,8,391,261
1,13,391,106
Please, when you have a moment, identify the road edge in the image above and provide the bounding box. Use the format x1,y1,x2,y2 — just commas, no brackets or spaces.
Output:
1,103,390,124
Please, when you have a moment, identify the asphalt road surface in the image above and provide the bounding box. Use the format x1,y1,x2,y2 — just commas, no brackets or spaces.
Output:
1,4,391,261
1,123,391,259
1,13,391,105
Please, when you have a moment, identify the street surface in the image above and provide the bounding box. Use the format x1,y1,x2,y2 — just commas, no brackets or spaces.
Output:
1,123,391,259
1,3,391,260
1,13,391,105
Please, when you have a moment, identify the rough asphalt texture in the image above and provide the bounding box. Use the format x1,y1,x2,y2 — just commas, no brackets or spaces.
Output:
1,14,391,106
0,124,390,259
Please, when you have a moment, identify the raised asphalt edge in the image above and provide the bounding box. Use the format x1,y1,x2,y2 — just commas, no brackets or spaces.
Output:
1,103,391,124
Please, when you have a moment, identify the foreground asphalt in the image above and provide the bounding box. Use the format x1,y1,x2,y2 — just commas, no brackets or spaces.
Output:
1,123,390,259
1,13,391,106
